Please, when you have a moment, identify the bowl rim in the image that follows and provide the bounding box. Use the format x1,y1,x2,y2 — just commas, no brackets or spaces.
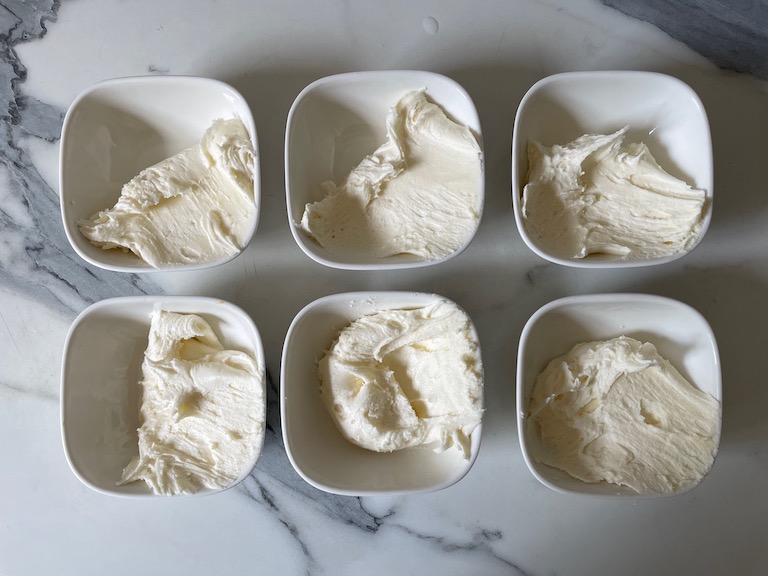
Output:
284,69,485,271
59,74,260,274
280,290,484,495
60,294,267,498
511,69,713,269
515,292,722,498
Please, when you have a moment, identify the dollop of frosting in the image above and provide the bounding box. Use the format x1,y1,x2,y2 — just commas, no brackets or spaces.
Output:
299,91,483,261
522,127,706,260
318,300,483,459
119,310,264,495
79,118,256,267
527,336,720,494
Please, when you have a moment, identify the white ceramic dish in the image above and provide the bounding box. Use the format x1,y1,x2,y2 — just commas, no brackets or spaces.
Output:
281,291,483,495
285,70,484,270
61,296,266,497
517,293,722,497
511,71,713,268
59,75,260,272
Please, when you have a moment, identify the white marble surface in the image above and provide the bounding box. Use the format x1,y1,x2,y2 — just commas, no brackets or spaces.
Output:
2,0,767,574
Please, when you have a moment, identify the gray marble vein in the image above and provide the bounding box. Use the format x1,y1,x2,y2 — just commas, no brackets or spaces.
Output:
237,371,524,574
238,370,379,573
242,371,381,530
0,0,158,317
602,0,768,80
377,521,527,574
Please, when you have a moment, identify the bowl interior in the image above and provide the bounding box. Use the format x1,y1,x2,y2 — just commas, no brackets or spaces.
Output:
517,294,721,497
281,291,482,495
285,71,483,269
511,71,713,268
60,76,259,272
61,296,266,497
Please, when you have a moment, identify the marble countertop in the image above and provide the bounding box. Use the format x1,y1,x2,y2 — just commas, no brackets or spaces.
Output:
2,0,767,574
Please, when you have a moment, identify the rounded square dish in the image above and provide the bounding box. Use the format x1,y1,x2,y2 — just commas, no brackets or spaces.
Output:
59,75,260,272
61,296,266,497
516,293,722,497
281,291,483,495
511,71,713,268
285,70,484,270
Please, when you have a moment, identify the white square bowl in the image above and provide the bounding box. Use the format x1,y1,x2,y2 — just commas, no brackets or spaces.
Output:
511,71,713,268
61,296,266,497
516,293,722,497
59,75,260,272
285,70,484,270
281,291,483,495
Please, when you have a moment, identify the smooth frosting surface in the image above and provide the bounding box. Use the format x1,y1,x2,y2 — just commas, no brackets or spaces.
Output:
299,91,483,261
79,118,255,267
318,300,483,458
119,310,264,495
522,127,706,260
527,336,720,494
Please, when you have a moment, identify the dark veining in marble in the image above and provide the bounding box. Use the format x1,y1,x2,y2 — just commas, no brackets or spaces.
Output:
356,516,528,573
148,64,170,74
242,371,383,529
240,476,320,574
0,0,158,317
385,522,528,574
237,371,523,573
237,371,379,572
602,0,768,80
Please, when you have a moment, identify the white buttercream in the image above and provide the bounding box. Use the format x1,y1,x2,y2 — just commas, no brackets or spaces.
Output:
522,127,706,260
79,118,255,267
119,310,264,495
527,336,720,494
299,91,483,261
318,300,483,458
